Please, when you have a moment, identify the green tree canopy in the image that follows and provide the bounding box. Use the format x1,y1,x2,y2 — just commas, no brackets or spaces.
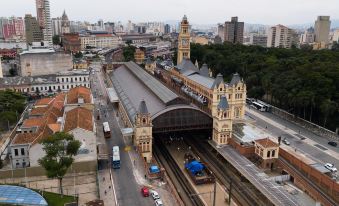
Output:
38,132,81,195
190,43,339,130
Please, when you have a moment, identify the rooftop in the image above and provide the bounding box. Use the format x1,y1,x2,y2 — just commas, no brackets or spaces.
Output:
66,86,92,104
255,138,279,148
63,107,93,132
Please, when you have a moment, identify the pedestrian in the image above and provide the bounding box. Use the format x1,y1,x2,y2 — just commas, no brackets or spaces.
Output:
144,174,147,179
105,190,107,195
109,186,111,189
103,177,105,181
133,160,136,166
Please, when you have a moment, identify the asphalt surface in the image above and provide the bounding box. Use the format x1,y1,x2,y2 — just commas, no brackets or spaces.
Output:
91,62,153,206
246,108,339,167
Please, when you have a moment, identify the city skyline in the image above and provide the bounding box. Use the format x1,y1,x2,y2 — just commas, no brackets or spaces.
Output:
1,0,339,25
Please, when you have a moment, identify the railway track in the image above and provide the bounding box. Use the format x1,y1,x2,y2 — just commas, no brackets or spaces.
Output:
185,137,272,206
153,139,205,206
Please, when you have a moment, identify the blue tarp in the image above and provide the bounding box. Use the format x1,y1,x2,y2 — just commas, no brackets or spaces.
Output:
185,160,205,175
149,165,160,173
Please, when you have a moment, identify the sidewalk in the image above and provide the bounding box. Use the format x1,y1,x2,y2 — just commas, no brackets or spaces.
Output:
98,169,117,206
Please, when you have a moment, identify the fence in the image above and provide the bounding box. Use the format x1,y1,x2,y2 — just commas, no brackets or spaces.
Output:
271,106,339,141
0,160,97,179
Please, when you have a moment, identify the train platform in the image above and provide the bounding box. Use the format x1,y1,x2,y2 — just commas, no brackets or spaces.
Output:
166,139,238,206
208,140,301,206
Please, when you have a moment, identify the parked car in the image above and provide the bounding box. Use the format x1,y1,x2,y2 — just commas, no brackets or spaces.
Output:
328,141,338,147
324,163,337,173
155,199,164,206
282,139,290,145
141,186,149,197
151,190,160,200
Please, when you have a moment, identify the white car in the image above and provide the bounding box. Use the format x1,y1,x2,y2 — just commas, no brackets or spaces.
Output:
282,139,290,145
325,163,337,172
155,199,163,206
151,190,160,200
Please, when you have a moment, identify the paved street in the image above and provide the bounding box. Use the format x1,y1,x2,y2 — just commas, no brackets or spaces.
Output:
246,107,339,167
90,62,154,206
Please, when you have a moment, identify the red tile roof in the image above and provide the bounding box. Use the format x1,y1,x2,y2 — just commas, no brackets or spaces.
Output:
35,98,54,106
255,138,279,148
64,107,93,132
22,118,45,128
66,86,92,104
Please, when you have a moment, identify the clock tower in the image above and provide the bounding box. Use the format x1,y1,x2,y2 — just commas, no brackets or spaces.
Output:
177,15,190,65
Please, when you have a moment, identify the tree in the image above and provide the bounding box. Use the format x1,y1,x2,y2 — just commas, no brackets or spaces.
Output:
73,52,83,59
53,35,61,45
320,99,337,127
38,132,81,195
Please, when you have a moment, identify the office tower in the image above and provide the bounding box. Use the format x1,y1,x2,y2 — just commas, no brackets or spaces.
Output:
224,17,244,44
164,24,171,34
36,0,52,45
98,19,104,29
267,24,296,48
314,16,331,44
217,24,225,42
25,14,43,44
52,18,62,36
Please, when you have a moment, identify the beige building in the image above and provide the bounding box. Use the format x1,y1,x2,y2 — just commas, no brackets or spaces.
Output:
134,49,145,64
24,14,43,45
19,42,72,76
134,100,153,162
333,29,339,43
314,16,331,44
191,36,209,45
177,15,190,65
80,33,122,49
267,24,296,48
254,138,279,169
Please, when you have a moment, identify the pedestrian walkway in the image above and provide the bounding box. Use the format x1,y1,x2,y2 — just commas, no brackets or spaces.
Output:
98,169,117,206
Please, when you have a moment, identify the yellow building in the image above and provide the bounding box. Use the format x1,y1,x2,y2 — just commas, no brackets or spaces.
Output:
73,59,88,69
177,15,190,65
191,36,209,45
134,48,145,65
134,100,153,162
254,138,279,169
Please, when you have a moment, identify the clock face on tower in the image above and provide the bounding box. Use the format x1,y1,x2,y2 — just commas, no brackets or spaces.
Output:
182,39,189,47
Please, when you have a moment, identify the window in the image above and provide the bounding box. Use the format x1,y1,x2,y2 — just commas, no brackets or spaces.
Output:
14,149,18,156
62,78,64,82
272,150,276,157
267,150,271,158
79,77,82,81
21,148,25,156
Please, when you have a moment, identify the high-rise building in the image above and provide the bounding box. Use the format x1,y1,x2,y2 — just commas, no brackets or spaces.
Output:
249,33,267,47
314,16,331,44
0,17,25,40
36,0,52,45
164,24,171,34
61,10,70,34
267,24,296,48
224,17,244,44
52,18,62,36
25,14,43,45
300,27,315,44
333,29,339,43
217,24,225,42
177,15,190,65
98,19,104,30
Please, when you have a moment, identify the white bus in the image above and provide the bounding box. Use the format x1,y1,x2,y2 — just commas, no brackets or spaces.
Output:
112,146,120,169
252,102,266,112
103,122,111,138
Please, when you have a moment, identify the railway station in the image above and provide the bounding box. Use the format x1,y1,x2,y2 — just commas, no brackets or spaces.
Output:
101,15,339,206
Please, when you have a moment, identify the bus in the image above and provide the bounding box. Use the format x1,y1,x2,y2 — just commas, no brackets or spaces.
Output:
257,100,272,112
103,122,111,138
252,102,266,112
112,146,120,169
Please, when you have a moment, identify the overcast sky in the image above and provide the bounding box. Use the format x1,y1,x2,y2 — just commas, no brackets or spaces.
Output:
1,0,338,25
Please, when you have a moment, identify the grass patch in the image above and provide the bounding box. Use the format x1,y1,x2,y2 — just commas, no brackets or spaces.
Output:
42,191,77,206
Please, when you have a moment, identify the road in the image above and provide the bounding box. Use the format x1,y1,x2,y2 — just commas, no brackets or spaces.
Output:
90,62,153,206
246,107,339,168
